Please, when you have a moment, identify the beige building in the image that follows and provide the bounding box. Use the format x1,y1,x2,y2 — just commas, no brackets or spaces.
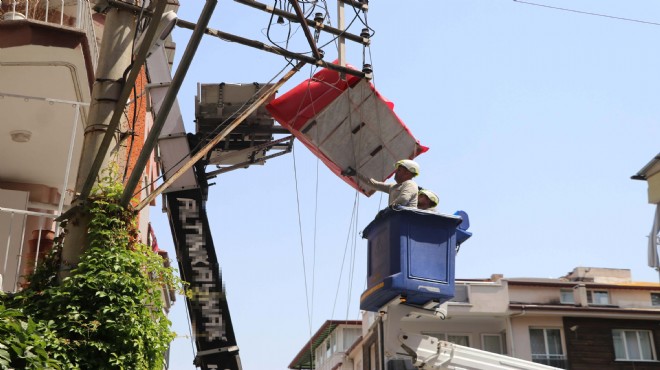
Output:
289,320,363,370
0,1,171,300
291,267,660,370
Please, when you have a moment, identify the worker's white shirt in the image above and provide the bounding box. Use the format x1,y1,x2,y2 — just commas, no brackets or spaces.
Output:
369,179,418,208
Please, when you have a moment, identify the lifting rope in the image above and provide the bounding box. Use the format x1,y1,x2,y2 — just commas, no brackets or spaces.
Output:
291,144,315,342
290,0,385,326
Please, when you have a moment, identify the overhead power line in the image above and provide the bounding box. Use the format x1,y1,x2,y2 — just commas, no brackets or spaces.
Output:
513,0,660,26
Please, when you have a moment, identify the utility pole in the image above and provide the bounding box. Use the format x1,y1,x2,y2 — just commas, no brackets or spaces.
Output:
58,5,137,279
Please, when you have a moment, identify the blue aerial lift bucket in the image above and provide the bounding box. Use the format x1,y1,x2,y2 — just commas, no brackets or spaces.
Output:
360,207,470,312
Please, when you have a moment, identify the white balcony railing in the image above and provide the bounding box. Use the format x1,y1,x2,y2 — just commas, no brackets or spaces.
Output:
531,354,568,369
0,91,86,293
0,206,58,293
0,0,99,70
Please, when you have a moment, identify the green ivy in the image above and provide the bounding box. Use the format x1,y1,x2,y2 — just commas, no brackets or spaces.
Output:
0,168,183,369
0,301,62,369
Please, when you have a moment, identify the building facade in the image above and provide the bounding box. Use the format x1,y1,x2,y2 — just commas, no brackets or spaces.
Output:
289,320,363,370
292,267,660,370
0,1,171,297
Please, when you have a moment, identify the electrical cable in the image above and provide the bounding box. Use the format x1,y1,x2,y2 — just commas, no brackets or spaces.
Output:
265,0,297,49
285,57,361,345
182,288,198,359
263,0,324,55
341,58,371,321
287,61,321,365
345,193,359,319
315,10,361,51
337,0,373,41
271,58,335,366
287,2,380,318
263,0,366,59
358,276,367,320
309,68,323,336
301,0,318,22
330,191,359,319
308,146,320,344
513,0,660,26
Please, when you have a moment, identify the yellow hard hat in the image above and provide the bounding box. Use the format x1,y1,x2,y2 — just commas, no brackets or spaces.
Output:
419,189,439,206
395,159,420,177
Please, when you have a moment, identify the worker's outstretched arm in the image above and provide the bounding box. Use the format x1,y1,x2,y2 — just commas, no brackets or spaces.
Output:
341,167,390,194
368,178,391,194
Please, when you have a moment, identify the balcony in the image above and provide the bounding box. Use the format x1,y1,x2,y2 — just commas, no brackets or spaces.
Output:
0,0,99,70
0,0,99,292
0,0,98,201
532,354,568,369
0,203,57,292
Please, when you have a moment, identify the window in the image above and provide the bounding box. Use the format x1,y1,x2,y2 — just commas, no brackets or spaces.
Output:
529,328,567,368
423,332,470,346
482,334,504,354
325,332,336,358
369,344,377,370
362,328,379,370
612,329,655,361
651,293,660,307
316,346,324,365
560,289,574,304
343,327,361,349
587,290,609,305
423,332,445,340
448,335,470,346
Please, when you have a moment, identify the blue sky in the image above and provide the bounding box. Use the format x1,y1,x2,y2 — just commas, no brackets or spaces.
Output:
150,1,660,368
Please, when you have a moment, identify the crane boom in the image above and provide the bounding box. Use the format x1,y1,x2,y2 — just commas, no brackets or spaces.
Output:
399,332,559,370
146,44,241,370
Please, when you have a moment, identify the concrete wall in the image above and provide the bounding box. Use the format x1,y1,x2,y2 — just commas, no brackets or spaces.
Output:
565,267,632,284
609,288,657,308
457,281,510,313
508,285,563,305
